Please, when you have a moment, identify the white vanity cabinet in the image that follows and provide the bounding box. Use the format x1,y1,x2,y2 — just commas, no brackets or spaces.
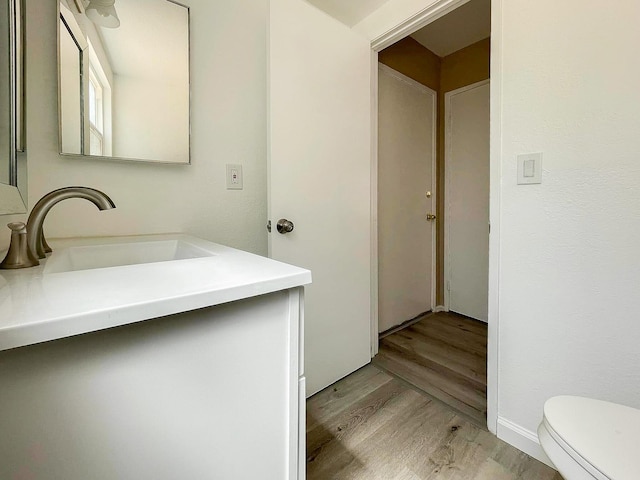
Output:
0,235,311,480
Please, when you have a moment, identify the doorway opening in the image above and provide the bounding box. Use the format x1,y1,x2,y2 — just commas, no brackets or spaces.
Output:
373,0,491,426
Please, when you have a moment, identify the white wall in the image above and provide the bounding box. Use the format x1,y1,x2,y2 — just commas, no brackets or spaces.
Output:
356,0,640,464
0,0,268,255
497,0,640,444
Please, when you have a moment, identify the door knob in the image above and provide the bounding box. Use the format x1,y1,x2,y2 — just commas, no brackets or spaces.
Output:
276,218,295,234
426,214,437,221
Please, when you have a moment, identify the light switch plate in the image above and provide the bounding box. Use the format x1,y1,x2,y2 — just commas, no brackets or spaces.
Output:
517,153,542,185
226,164,243,190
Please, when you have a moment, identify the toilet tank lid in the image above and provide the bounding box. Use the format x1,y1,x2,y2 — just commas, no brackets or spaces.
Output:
543,396,640,480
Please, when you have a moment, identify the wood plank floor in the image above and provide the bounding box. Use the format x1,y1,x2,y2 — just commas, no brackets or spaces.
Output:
373,312,487,425
307,365,561,480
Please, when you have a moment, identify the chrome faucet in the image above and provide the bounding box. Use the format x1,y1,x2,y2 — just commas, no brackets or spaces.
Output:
24,187,116,261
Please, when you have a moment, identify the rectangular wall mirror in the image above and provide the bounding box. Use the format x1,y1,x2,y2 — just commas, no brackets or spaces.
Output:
58,0,190,164
0,0,26,215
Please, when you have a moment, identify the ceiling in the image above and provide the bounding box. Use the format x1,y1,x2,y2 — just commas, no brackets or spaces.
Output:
305,0,391,27
305,0,491,58
98,0,189,82
410,0,491,57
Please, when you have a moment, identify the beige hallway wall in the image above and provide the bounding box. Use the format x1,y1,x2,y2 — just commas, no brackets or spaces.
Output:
378,37,440,91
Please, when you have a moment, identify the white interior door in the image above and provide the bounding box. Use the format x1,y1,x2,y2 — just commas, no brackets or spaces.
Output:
445,80,490,322
378,64,436,333
268,0,372,396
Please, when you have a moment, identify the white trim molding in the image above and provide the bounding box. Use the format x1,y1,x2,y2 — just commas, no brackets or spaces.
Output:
497,417,554,469
486,0,502,436
370,50,380,357
378,63,435,95
366,0,472,51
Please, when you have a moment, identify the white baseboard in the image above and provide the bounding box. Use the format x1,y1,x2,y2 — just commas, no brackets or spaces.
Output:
496,417,555,469
433,305,447,313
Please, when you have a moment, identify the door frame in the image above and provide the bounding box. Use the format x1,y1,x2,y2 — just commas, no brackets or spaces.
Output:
443,79,490,314
369,0,501,435
377,63,438,334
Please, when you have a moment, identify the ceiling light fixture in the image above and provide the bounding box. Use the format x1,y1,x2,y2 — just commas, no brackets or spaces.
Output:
85,0,120,28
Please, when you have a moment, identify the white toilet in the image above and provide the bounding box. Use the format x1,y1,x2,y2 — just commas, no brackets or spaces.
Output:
538,396,640,480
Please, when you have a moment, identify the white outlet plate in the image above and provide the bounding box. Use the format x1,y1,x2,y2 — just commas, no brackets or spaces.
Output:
226,164,243,190
517,153,542,185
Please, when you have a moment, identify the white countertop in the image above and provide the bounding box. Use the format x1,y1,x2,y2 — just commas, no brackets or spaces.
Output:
0,234,311,352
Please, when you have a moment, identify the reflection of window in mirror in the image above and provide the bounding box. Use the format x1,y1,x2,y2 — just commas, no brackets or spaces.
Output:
87,39,112,156
88,68,103,155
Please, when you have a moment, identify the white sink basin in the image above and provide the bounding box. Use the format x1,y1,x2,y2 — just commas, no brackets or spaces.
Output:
43,239,215,274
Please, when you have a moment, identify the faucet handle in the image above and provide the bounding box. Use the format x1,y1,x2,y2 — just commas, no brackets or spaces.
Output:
0,222,40,269
7,222,26,232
